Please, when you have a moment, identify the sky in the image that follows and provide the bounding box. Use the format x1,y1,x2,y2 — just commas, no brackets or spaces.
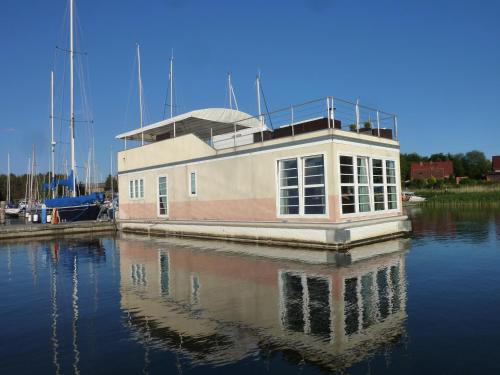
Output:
0,0,499,176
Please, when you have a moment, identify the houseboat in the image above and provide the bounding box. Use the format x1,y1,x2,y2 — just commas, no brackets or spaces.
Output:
115,96,411,249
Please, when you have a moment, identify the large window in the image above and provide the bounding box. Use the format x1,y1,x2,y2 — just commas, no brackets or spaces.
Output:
278,155,326,216
340,155,398,215
129,178,144,199
158,176,168,216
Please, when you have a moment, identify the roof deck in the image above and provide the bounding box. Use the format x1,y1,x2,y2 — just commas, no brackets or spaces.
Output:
116,96,399,152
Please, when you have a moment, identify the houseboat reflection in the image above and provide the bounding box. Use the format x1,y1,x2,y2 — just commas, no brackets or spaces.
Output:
119,235,409,371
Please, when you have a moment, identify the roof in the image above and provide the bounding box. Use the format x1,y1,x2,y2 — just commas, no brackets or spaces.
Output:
116,108,263,142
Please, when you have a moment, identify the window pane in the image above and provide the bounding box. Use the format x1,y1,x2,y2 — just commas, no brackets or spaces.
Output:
340,156,353,165
139,180,144,198
342,204,355,214
281,159,297,170
280,205,299,215
190,172,196,195
340,165,354,175
304,156,324,168
305,205,325,214
305,196,325,206
341,174,354,184
359,203,371,212
134,180,139,199
305,175,324,185
129,181,134,198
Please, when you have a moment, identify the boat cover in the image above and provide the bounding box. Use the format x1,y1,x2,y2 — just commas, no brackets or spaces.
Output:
45,192,105,208
43,171,75,191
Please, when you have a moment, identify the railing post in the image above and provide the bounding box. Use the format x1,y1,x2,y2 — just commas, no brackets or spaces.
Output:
326,97,331,129
291,104,295,137
124,137,127,150
376,110,380,137
331,97,335,130
355,99,360,133
394,115,398,140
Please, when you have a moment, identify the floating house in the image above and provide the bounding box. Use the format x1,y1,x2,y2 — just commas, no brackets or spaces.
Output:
116,96,411,249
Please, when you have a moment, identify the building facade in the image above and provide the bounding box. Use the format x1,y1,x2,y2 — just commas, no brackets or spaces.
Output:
410,161,454,180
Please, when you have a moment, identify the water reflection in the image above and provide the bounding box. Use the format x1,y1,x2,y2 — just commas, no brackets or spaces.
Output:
406,206,500,243
119,235,409,372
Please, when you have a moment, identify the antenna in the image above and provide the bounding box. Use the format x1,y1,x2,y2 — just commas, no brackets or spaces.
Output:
136,43,144,146
7,153,10,203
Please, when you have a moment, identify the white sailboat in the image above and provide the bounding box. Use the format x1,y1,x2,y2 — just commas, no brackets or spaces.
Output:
5,153,21,217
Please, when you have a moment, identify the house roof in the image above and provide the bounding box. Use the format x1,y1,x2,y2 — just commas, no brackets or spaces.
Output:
116,108,263,142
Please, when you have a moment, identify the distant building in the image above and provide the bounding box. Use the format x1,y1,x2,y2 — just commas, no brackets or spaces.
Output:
410,161,454,180
486,155,500,182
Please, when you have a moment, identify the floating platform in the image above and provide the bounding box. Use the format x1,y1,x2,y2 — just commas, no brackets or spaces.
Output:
0,221,116,241
117,215,411,250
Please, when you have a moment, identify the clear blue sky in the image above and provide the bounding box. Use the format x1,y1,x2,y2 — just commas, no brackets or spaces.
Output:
1,0,499,175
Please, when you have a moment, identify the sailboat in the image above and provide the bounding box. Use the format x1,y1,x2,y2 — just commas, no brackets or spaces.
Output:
4,153,21,217
43,0,104,222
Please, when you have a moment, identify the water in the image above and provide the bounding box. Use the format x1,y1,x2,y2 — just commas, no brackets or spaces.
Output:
1,207,499,374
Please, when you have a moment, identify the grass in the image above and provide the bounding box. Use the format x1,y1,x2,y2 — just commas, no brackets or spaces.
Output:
414,188,500,207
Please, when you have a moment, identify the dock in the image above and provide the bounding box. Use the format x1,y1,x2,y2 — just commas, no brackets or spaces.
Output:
0,221,116,241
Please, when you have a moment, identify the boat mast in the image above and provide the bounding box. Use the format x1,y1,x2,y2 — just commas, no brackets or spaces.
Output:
69,0,76,197
256,73,263,127
136,43,144,146
169,50,174,119
50,71,55,199
7,153,10,203
228,73,239,111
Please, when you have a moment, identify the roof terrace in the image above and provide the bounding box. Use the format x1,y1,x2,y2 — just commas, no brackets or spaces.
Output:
116,96,398,151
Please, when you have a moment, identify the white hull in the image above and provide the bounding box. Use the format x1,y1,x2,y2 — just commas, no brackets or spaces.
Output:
5,207,21,216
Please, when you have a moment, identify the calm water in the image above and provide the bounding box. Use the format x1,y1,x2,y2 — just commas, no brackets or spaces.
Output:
1,208,500,374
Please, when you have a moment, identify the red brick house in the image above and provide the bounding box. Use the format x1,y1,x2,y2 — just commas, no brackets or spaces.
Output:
410,161,454,180
487,156,500,182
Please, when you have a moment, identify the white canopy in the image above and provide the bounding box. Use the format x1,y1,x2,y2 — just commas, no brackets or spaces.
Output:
116,108,262,142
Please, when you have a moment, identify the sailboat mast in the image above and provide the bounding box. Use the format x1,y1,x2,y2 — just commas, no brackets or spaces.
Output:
69,0,76,197
50,71,55,199
7,153,10,203
256,73,263,127
169,50,174,119
137,43,144,146
228,73,232,110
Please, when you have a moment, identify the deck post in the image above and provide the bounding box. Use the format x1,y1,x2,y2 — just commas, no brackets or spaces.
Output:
376,111,381,137
331,97,335,130
327,97,331,129
394,115,398,140
355,99,360,133
291,105,295,137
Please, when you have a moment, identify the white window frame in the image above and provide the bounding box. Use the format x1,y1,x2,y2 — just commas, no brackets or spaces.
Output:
129,178,145,200
338,153,400,217
157,175,168,217
189,170,197,197
275,153,329,218
385,160,398,210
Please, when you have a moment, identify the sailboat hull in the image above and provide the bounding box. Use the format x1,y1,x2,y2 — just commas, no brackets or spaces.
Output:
56,204,101,222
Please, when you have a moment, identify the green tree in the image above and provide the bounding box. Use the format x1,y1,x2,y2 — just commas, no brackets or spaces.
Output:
464,150,489,179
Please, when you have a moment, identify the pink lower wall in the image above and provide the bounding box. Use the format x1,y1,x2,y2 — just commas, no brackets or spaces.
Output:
119,195,401,223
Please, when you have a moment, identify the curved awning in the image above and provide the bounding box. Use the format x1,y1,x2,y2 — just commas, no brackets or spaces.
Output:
116,108,262,142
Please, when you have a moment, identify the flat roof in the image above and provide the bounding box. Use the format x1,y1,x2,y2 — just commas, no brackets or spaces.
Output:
116,108,263,142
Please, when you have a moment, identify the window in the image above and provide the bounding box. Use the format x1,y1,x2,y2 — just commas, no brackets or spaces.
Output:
129,178,144,199
357,157,371,213
372,159,385,211
158,176,168,216
303,156,326,214
278,155,326,216
340,156,355,214
386,160,398,210
189,171,197,196
279,159,300,215
340,155,398,215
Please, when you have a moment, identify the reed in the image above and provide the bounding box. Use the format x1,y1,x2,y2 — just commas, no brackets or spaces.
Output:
418,190,500,207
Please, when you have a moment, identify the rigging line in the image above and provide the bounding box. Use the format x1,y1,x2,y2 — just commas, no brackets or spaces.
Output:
55,46,87,55
123,51,137,132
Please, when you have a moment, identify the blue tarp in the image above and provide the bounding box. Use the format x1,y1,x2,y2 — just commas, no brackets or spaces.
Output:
45,192,105,208
43,171,75,191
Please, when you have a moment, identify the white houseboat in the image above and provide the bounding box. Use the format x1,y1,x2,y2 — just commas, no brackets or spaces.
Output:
115,96,411,249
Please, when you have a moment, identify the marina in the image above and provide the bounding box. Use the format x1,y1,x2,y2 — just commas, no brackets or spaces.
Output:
1,207,500,374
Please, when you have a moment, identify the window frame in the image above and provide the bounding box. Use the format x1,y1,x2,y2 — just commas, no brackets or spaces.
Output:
338,152,400,217
157,175,168,217
275,152,329,218
189,170,197,197
129,177,145,200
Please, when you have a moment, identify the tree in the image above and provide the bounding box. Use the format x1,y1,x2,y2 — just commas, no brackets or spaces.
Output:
104,174,118,193
400,152,422,182
463,150,489,179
